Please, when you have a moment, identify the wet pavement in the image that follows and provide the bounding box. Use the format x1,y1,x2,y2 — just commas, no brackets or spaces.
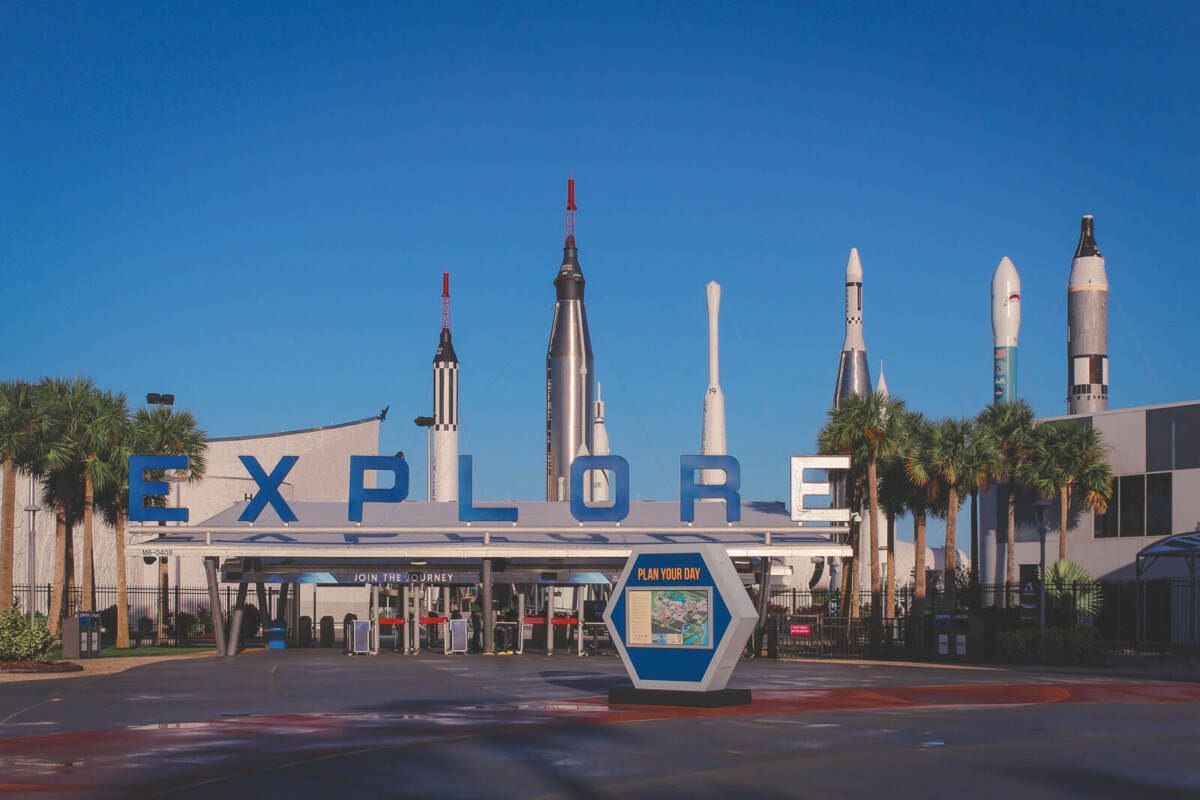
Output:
0,650,1197,798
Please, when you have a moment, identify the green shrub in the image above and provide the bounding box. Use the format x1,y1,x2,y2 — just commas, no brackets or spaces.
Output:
996,627,1108,666
226,603,262,637
137,616,154,640
174,612,200,638
99,604,119,634
0,608,55,662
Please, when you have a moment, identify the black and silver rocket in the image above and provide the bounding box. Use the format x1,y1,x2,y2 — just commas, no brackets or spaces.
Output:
1067,216,1109,415
833,248,873,408
431,272,458,501
546,179,595,501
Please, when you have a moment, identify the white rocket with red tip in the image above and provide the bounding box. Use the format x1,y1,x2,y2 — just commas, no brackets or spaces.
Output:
431,272,458,501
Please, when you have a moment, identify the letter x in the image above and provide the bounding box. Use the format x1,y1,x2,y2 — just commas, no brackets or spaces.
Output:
238,456,299,522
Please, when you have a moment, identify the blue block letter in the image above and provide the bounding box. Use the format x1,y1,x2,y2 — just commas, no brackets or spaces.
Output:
238,456,299,523
348,455,409,522
679,455,741,522
128,455,190,522
458,455,518,522
570,455,630,522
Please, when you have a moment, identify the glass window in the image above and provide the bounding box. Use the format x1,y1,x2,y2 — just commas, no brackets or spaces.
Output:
1146,472,1172,538
1119,475,1145,537
1146,404,1200,472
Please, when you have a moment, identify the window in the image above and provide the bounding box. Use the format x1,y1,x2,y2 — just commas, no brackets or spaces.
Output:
1094,473,1171,539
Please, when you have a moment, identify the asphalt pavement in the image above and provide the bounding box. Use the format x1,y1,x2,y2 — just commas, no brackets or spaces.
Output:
1,649,1197,799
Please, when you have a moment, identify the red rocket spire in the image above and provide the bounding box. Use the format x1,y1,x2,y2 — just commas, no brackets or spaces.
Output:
564,176,577,244
441,271,451,332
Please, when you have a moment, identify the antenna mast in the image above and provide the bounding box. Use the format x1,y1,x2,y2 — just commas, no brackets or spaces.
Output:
441,271,451,331
564,176,577,244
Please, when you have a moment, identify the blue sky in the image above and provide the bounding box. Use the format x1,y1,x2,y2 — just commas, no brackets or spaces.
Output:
3,2,1198,544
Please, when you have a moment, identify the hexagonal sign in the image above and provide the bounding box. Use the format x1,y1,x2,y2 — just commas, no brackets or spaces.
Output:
603,543,758,692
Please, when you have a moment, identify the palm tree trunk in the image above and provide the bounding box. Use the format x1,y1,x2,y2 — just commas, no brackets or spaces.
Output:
1006,480,1017,607
847,512,861,618
1058,486,1070,562
115,511,130,649
969,489,979,609
49,505,66,635
81,474,95,613
885,511,896,618
867,459,881,618
913,510,927,621
1,459,15,611
943,487,959,614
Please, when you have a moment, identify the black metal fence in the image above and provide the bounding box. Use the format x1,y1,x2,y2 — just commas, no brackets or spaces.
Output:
770,578,1200,657
11,583,278,647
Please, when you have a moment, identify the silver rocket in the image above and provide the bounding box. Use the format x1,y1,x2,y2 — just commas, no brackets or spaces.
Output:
546,179,595,501
1067,216,1109,414
991,257,1021,404
431,272,458,501
833,248,872,408
700,281,727,484
591,382,610,502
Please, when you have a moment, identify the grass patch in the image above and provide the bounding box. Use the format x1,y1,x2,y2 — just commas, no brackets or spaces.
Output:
47,645,215,660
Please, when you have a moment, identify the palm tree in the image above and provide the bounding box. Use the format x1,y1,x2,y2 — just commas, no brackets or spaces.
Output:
901,411,941,620
819,391,907,618
131,405,208,644
0,380,38,610
961,425,998,609
976,399,1035,605
909,417,982,614
1017,422,1113,562
77,390,129,613
29,376,94,634
876,451,911,619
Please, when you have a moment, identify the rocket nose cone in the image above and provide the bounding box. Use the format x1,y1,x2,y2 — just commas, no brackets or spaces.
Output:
1074,215,1101,258
991,257,1020,290
845,248,863,281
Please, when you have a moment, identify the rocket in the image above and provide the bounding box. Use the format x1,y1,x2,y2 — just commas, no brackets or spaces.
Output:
700,281,727,484
833,248,872,408
431,272,459,501
546,178,595,501
591,382,610,502
991,257,1021,403
1067,215,1109,415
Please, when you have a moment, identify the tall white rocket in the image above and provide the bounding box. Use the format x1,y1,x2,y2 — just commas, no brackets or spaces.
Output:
700,281,727,484
991,257,1021,403
591,382,610,502
833,248,872,407
1067,215,1109,414
430,272,458,501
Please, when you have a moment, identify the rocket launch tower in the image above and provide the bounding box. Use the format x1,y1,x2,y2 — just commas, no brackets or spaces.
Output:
546,178,595,501
991,257,1021,403
1067,216,1109,415
431,272,459,501
833,248,873,408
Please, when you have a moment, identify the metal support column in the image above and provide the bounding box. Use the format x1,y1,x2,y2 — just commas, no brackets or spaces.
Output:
577,587,585,656
442,586,450,655
516,592,525,654
401,585,411,653
546,585,555,656
203,557,228,657
481,559,494,654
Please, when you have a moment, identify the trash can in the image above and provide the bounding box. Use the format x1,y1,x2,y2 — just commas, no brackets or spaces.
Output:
347,620,374,655
298,616,313,647
319,616,335,647
62,613,102,659
267,623,287,650
932,613,981,660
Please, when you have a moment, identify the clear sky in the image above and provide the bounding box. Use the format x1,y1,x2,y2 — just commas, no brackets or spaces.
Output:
3,2,1198,546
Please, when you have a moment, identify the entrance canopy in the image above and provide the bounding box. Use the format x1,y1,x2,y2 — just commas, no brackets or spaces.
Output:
129,500,850,562
1137,532,1200,578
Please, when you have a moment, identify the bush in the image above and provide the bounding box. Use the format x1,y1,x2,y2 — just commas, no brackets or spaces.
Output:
227,603,262,638
137,616,154,641
99,604,118,634
996,627,1108,666
175,612,200,638
196,606,214,634
0,608,55,662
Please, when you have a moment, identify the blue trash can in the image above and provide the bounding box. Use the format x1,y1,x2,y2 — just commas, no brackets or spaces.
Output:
267,624,287,650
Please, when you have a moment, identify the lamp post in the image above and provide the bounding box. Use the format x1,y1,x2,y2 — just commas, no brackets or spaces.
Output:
1033,499,1053,630
415,416,435,501
24,480,39,628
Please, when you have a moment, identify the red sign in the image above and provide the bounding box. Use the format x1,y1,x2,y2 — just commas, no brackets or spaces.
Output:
790,624,812,636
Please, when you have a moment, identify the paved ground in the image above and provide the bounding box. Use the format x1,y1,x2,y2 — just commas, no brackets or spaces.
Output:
0,650,1197,798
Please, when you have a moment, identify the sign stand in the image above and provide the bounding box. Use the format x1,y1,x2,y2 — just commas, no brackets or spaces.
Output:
603,544,758,707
